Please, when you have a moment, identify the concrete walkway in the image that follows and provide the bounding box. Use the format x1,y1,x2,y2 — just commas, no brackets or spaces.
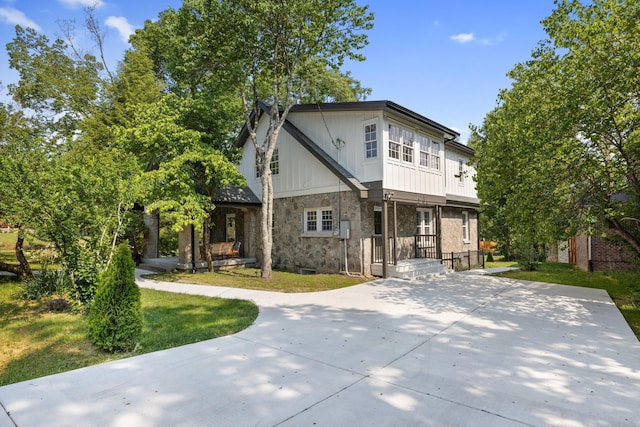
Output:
1,271,639,426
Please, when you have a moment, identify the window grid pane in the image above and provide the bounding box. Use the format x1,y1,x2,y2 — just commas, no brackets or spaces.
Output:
306,211,317,231
431,141,440,170
419,135,429,167
389,125,401,159
321,210,333,231
365,124,377,159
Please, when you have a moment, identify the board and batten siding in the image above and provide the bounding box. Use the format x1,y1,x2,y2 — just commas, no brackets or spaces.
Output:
444,148,477,200
286,110,384,184
238,114,357,200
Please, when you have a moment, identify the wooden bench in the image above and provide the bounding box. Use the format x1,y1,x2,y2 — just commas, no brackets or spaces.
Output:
204,241,241,259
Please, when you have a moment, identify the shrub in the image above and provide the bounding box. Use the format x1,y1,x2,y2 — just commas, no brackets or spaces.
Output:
486,251,494,262
87,244,142,352
16,267,69,300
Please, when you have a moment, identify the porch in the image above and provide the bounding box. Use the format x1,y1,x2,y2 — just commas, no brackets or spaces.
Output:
371,234,449,278
139,256,257,273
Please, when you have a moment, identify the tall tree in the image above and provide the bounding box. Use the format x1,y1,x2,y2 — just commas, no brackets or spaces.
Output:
472,0,640,263
132,0,373,278
224,0,374,278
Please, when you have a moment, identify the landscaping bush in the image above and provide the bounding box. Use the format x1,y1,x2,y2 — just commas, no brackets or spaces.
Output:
16,267,69,300
486,251,494,262
87,244,142,352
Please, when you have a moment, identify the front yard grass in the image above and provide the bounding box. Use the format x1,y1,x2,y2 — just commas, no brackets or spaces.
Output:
494,262,640,340
146,268,372,293
0,277,258,386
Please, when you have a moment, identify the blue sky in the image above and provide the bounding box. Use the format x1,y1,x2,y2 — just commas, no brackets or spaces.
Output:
0,0,558,141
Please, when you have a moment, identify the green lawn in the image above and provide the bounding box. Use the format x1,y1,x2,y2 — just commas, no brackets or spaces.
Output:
147,268,372,293
0,277,258,386
490,261,640,340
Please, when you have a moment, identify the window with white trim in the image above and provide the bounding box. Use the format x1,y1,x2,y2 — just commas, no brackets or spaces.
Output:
402,129,414,163
418,134,429,167
431,141,440,170
388,125,401,160
255,148,279,178
304,208,333,235
462,211,470,242
458,159,464,183
364,123,377,159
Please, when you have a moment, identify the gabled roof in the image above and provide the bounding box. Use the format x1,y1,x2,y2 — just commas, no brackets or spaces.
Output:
282,119,369,198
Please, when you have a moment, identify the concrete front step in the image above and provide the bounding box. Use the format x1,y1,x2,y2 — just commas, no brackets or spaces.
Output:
371,258,449,279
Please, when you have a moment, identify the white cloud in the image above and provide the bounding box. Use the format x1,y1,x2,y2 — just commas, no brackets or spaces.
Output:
59,0,105,8
450,32,474,44
105,16,134,43
0,7,42,31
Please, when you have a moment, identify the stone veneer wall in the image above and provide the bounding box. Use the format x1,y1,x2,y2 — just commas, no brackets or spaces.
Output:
440,207,478,254
272,191,365,274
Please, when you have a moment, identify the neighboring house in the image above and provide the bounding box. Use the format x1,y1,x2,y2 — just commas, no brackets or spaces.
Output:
550,234,637,272
162,101,480,278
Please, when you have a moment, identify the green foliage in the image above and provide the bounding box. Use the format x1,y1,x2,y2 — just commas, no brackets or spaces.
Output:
472,0,640,259
87,244,142,352
486,252,494,262
15,268,69,301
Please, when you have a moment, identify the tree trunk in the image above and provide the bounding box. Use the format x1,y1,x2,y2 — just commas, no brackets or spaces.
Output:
203,216,213,272
0,235,34,281
606,218,640,258
259,128,280,280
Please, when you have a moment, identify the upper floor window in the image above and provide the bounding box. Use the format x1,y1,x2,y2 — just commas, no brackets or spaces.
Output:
255,148,279,178
402,129,414,163
304,207,333,235
418,135,429,167
364,123,378,159
388,125,401,160
431,141,440,170
458,159,464,183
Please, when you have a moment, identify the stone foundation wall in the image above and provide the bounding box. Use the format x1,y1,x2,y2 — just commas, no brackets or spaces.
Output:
272,191,365,274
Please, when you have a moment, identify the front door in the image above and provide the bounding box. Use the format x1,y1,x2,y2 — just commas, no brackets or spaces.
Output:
416,208,436,257
416,208,434,236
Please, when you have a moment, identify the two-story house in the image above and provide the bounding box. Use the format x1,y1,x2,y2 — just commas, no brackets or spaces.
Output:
196,101,479,278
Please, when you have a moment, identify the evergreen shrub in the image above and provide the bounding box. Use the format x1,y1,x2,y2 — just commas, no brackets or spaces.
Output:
87,244,142,352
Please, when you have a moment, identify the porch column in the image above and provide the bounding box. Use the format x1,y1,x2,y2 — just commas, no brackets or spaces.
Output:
393,200,398,265
382,197,389,278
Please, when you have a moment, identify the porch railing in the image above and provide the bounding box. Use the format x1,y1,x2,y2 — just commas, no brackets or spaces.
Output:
371,236,395,264
441,250,486,271
414,234,438,259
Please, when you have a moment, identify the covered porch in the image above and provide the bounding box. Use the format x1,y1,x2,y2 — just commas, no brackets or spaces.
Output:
139,256,257,273
369,188,447,278
141,186,261,274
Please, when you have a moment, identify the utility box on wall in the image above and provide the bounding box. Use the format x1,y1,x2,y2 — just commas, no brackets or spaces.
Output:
339,220,350,239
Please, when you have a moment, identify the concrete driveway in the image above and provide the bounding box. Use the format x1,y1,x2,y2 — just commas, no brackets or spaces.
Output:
1,271,639,426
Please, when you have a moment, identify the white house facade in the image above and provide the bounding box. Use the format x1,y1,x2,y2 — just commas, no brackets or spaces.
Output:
202,101,478,278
